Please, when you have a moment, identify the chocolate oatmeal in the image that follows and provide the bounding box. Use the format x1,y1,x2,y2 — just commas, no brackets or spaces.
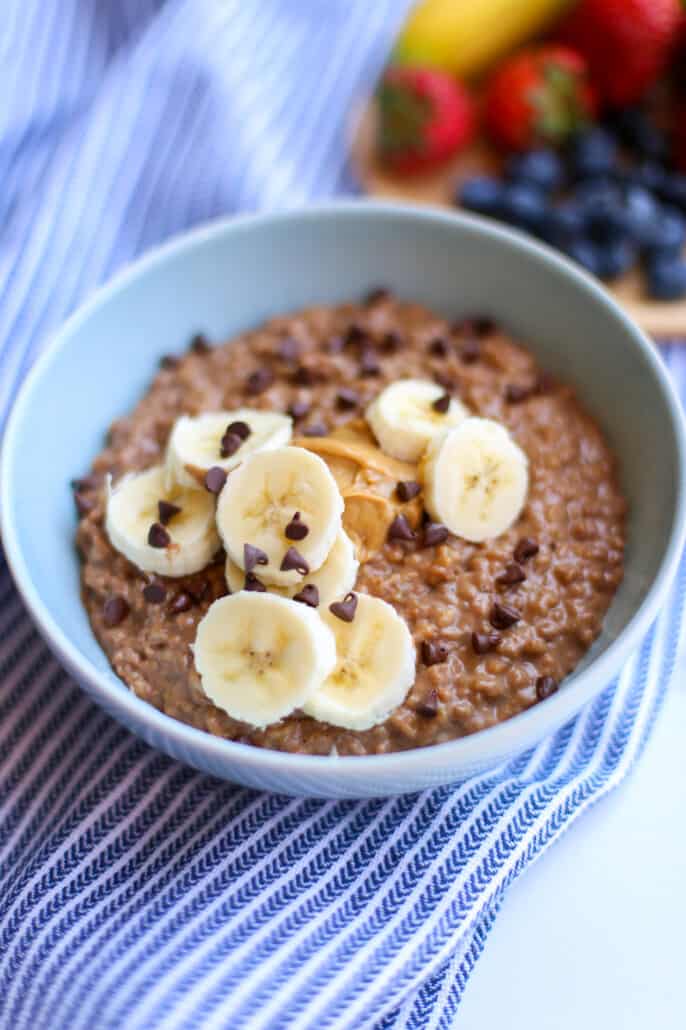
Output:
75,295,626,755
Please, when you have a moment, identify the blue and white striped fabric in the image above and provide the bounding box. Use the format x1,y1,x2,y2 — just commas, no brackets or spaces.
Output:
1,3,685,1027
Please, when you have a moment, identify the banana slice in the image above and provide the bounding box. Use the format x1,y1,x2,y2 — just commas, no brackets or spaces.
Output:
365,378,468,462
303,594,416,731
105,465,219,576
216,446,344,587
421,417,528,543
193,593,336,727
165,409,292,489
225,528,359,605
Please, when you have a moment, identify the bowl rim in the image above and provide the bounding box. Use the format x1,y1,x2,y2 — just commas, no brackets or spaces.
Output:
2,199,686,777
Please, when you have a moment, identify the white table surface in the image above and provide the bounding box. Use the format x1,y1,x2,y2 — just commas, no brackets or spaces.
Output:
457,654,686,1029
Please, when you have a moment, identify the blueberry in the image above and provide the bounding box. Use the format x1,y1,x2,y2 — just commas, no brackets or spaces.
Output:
573,179,621,209
538,203,584,247
569,128,617,180
606,108,667,162
630,162,667,193
460,177,503,217
505,149,563,192
500,182,547,233
565,237,601,276
580,193,630,245
624,185,659,240
594,240,635,281
646,257,686,300
640,206,686,259
658,173,686,212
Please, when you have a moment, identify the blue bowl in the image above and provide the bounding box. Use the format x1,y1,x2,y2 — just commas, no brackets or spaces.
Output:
2,202,685,797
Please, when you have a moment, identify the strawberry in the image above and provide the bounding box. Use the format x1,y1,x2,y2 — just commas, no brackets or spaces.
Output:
558,0,681,108
376,67,475,175
484,45,595,153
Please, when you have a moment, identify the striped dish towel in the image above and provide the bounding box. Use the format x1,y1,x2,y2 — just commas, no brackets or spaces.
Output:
1,3,685,1027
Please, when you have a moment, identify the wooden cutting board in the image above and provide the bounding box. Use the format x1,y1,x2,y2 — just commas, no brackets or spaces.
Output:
351,103,686,341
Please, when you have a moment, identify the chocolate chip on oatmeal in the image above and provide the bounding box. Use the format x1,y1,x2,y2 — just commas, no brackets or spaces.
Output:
421,640,448,666
336,388,359,410
278,337,301,362
220,432,243,458
103,595,130,627
159,354,180,370
505,383,532,404
148,522,171,548
245,367,274,395
359,349,381,376
285,512,309,541
471,631,502,655
344,325,366,347
244,543,269,573
293,365,320,387
364,286,389,305
460,338,481,364
472,316,496,336
168,592,193,614
293,584,319,608
288,400,310,421
489,602,521,630
74,493,96,518
280,546,309,575
381,330,401,353
396,480,422,502
302,422,327,437
428,336,448,357
158,500,181,525
422,522,450,548
244,572,267,592
204,466,227,494
186,578,210,604
329,592,357,623
536,675,558,700
415,689,439,717
387,513,415,542
143,580,167,604
432,392,451,414
226,420,251,441
514,537,539,563
190,333,211,354
495,562,526,587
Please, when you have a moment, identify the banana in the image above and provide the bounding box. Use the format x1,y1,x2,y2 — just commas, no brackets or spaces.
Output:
303,593,416,731
421,417,528,543
165,409,292,490
105,465,220,576
365,378,468,462
225,528,359,606
193,593,337,727
216,446,344,587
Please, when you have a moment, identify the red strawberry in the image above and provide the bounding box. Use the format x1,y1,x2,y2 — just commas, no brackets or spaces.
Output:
558,0,681,108
484,45,595,153
376,67,475,175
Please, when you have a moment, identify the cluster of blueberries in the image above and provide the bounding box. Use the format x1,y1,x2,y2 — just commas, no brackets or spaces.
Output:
460,111,686,300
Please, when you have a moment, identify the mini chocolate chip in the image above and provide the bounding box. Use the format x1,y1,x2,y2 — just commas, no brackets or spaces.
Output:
186,579,210,604
514,538,539,563
505,383,532,404
473,316,496,336
496,562,526,587
433,370,455,390
148,522,171,548
246,367,274,395
204,466,227,494
396,480,422,502
244,543,269,573
460,338,481,364
143,580,166,604
71,474,99,492
359,349,381,376
336,388,359,410
471,631,501,655
292,365,318,387
421,640,448,666
302,422,327,437
75,493,96,518
293,584,319,608
103,595,130,627
387,513,415,542
169,592,192,614
428,336,448,357
226,420,251,441
422,522,450,548
381,331,401,353
190,333,211,354
415,689,439,717
278,337,300,362
280,546,309,575
344,325,366,347
159,354,179,370
244,573,266,592
158,500,181,525
364,286,389,305
432,392,451,414
536,676,558,700
490,602,521,630
220,432,242,458
288,400,310,420
329,592,357,622
285,512,309,541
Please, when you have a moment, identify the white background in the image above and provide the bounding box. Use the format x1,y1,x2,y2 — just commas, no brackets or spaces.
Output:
458,666,686,1028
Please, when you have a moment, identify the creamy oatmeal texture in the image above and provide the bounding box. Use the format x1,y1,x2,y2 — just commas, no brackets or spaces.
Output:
75,295,626,755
